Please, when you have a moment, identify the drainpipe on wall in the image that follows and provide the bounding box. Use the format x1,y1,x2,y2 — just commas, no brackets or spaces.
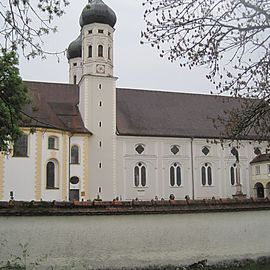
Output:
191,138,195,200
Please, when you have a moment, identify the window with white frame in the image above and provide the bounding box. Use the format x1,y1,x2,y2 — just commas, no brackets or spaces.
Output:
134,162,146,187
201,163,213,186
48,136,58,150
135,144,145,154
170,163,181,187
255,165,260,175
71,145,79,164
230,164,237,186
88,45,93,58
46,160,58,189
98,45,103,57
170,145,180,155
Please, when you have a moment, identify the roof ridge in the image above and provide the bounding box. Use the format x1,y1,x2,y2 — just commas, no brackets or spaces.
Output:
116,87,237,99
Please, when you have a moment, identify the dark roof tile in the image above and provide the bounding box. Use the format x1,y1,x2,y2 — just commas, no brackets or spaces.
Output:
22,81,90,134
116,88,245,139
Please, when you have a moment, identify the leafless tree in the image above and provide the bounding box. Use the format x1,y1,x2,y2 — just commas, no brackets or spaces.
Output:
142,0,270,140
0,0,69,58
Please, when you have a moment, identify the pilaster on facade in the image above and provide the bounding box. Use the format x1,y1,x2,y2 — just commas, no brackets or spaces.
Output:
83,137,90,200
34,131,42,201
0,153,5,200
62,134,68,201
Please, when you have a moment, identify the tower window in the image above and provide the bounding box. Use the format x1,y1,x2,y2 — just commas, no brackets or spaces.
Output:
98,29,104,34
108,47,111,60
88,45,92,58
73,63,77,66
98,45,103,57
88,30,92,34
99,121,102,127
99,84,102,89
108,32,111,36
73,75,77,85
256,166,260,175
99,101,102,107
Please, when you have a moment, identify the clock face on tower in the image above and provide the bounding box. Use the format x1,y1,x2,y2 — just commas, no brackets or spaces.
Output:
96,64,105,74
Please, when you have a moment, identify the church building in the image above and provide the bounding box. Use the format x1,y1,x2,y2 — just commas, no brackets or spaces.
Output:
0,0,269,202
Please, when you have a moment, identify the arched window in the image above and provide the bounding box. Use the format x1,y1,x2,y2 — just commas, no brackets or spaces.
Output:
170,163,181,187
88,45,92,58
230,164,237,186
134,162,147,187
98,45,103,57
71,145,79,164
255,182,264,198
46,160,58,189
201,163,212,186
108,47,111,60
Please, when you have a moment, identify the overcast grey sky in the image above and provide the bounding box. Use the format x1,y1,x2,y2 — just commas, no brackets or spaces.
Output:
19,0,214,94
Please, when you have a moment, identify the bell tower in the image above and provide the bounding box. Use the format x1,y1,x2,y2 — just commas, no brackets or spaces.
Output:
67,0,117,201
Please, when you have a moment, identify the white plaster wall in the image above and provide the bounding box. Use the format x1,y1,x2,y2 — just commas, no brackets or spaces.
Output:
116,137,193,201
1,212,270,268
116,136,264,201
3,133,36,201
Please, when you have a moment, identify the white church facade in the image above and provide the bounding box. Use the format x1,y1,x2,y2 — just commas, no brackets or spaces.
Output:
0,0,269,202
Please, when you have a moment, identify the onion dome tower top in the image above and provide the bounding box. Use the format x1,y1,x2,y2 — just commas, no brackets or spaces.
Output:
67,34,82,60
79,0,117,28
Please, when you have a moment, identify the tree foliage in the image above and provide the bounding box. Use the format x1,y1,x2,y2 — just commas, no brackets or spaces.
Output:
0,0,69,153
0,49,29,153
142,0,270,139
0,0,69,58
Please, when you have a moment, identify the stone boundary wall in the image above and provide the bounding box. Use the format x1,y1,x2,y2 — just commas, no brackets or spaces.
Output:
0,198,270,216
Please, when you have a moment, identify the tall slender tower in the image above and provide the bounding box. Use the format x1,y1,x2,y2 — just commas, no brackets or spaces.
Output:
67,0,117,200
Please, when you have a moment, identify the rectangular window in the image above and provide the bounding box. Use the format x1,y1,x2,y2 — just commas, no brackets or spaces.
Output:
48,137,58,150
98,29,104,34
13,135,28,157
268,165,270,174
256,166,260,175
88,30,92,34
